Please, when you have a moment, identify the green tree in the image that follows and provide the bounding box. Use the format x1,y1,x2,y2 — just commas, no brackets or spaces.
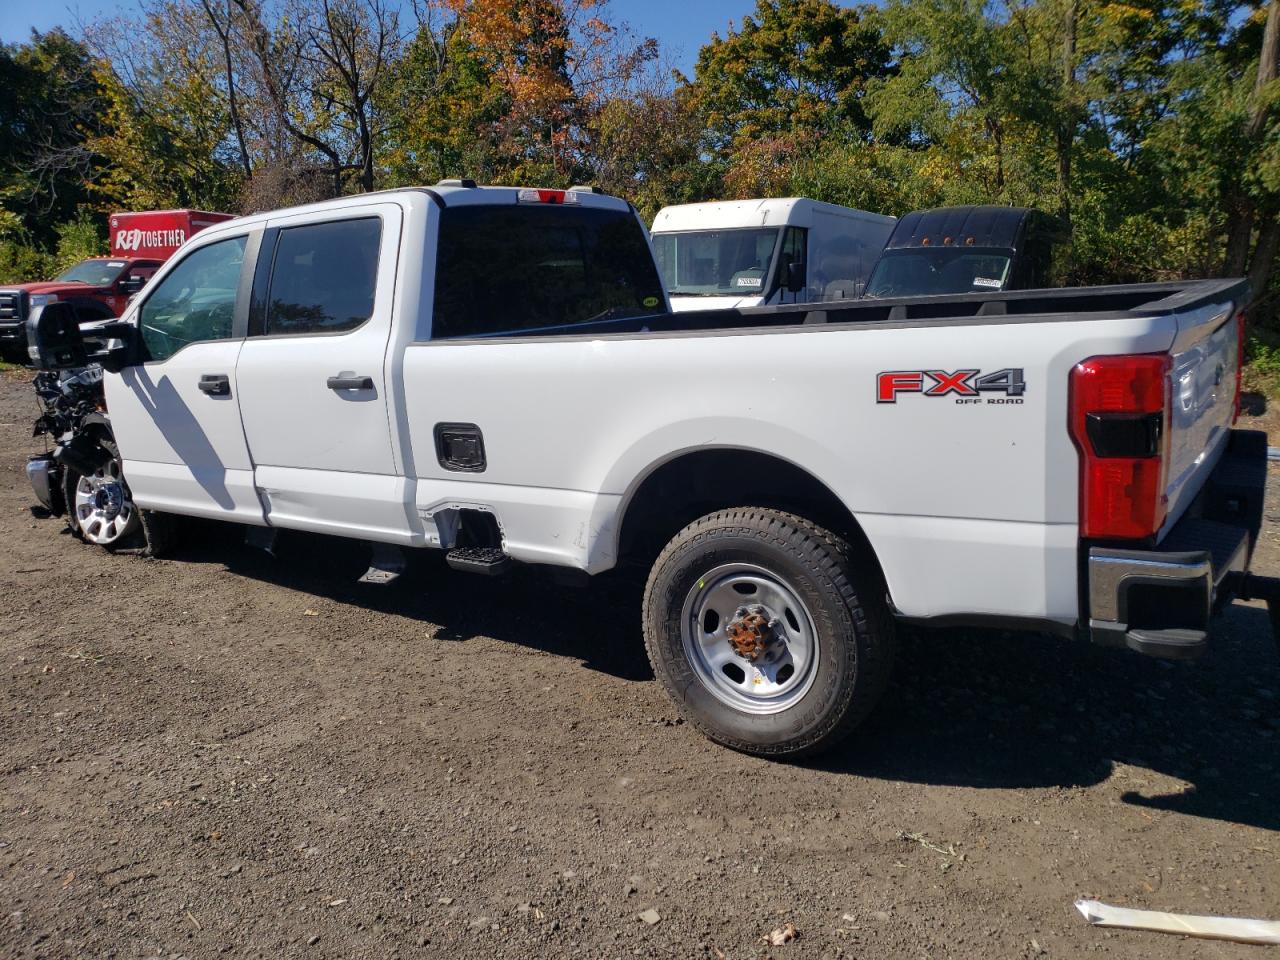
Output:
0,31,106,244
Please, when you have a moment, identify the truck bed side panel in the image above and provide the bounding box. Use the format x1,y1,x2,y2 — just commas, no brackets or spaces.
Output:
400,313,1181,621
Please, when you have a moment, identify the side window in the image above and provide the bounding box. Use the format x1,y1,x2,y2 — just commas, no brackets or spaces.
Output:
264,218,381,336
139,236,246,362
775,226,807,301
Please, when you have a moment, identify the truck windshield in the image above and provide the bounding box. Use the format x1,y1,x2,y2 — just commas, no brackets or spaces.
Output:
652,229,780,297
55,260,128,286
432,204,666,339
864,248,1012,298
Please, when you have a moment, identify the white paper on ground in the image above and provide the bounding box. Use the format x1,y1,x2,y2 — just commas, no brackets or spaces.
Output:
1075,899,1280,946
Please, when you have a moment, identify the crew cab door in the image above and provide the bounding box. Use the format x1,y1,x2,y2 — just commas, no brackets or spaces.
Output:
104,231,266,523
233,203,412,543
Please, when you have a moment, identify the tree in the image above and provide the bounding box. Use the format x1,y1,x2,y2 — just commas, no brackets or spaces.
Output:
692,0,892,152
0,31,106,242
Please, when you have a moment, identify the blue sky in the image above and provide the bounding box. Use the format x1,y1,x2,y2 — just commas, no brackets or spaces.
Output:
0,0,756,76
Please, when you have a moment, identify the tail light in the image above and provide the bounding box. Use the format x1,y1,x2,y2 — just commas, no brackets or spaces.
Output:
1234,308,1246,423
1068,353,1171,540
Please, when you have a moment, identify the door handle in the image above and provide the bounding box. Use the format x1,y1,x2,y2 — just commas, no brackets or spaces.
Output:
198,374,230,396
327,375,374,391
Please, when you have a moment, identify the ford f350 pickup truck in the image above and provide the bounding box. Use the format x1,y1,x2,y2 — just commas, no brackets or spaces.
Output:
25,183,1276,758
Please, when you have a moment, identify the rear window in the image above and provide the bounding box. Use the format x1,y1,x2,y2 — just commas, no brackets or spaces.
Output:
265,217,381,335
431,204,665,339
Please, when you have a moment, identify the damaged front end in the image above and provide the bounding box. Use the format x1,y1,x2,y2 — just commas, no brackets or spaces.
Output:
28,366,107,516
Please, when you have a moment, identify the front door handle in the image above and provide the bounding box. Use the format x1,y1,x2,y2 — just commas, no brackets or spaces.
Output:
327,375,374,391
198,374,230,396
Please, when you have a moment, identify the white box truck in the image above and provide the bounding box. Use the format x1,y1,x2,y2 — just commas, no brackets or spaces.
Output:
650,197,895,311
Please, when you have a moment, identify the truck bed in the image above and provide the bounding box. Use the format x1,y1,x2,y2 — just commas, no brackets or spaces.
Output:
457,279,1250,340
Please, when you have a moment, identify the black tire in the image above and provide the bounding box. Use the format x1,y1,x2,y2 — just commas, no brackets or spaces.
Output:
62,435,176,557
642,507,895,758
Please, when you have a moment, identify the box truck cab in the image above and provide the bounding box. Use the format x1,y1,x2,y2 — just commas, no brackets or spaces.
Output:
863,205,1063,299
0,209,234,361
650,198,895,312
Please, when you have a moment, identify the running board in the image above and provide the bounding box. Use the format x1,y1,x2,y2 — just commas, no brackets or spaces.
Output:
446,547,511,576
360,542,407,585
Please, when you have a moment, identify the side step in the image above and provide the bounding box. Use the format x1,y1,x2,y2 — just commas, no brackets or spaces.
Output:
245,526,278,556
446,547,511,577
1125,628,1208,660
360,542,407,585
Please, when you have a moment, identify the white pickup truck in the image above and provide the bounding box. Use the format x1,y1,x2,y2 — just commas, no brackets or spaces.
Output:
26,183,1274,758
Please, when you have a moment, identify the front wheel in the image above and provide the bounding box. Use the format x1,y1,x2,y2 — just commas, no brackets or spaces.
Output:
642,508,895,758
62,435,177,556
64,437,141,549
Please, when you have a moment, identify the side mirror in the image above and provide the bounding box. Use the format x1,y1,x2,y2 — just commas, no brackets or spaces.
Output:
83,320,138,374
785,259,806,294
26,301,88,370
119,275,145,294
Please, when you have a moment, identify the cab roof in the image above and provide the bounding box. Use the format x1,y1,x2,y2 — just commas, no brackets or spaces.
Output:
223,184,630,231
885,205,1035,250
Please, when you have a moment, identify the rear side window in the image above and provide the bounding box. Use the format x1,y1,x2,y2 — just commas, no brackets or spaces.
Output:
264,217,381,335
431,205,665,339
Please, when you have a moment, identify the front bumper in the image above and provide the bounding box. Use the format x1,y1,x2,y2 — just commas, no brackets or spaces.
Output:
26,454,59,513
0,288,27,343
1087,429,1267,659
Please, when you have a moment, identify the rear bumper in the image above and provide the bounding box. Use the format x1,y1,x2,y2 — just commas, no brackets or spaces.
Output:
1087,429,1267,659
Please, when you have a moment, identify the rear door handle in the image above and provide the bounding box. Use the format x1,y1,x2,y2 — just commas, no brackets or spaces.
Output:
198,374,230,396
327,375,374,391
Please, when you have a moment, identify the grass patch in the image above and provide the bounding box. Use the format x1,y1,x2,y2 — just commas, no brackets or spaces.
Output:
1245,331,1280,401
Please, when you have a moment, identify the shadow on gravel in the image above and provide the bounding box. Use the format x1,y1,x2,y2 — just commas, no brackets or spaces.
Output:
170,520,655,682
169,520,1280,830
819,606,1280,831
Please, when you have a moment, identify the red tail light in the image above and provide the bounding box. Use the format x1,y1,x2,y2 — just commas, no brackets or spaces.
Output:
1234,308,1246,423
1068,353,1171,540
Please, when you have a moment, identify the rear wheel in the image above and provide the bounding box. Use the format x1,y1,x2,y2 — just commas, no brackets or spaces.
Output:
642,507,895,758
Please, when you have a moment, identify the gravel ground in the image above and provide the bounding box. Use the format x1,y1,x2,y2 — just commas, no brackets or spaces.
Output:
2,368,1278,960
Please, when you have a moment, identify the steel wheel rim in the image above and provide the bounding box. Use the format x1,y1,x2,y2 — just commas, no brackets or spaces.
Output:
73,457,135,545
680,562,820,715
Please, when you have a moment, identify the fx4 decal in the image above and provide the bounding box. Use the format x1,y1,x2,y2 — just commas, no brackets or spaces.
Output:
877,368,1027,404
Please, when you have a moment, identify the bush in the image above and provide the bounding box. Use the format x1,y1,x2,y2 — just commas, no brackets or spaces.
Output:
0,209,105,284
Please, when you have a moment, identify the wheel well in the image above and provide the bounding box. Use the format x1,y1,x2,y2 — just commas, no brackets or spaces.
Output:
616,449,883,579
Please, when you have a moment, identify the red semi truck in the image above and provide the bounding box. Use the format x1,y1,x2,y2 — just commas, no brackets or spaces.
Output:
0,210,234,361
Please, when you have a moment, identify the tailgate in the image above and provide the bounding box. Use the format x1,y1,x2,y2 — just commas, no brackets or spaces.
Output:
1161,298,1243,536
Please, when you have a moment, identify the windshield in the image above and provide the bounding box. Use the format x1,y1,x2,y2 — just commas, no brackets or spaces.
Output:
55,259,129,286
864,248,1012,299
651,228,781,296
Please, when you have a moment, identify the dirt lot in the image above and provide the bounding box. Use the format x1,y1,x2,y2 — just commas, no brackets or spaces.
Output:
2,369,1278,960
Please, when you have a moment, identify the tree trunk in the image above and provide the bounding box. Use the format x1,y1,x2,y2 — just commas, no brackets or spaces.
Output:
1056,0,1077,227
1249,215,1280,305
1225,203,1255,277
1224,0,1280,281
201,0,252,178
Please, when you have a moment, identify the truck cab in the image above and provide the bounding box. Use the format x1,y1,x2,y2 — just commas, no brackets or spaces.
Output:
863,205,1064,299
0,209,234,361
650,198,895,311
